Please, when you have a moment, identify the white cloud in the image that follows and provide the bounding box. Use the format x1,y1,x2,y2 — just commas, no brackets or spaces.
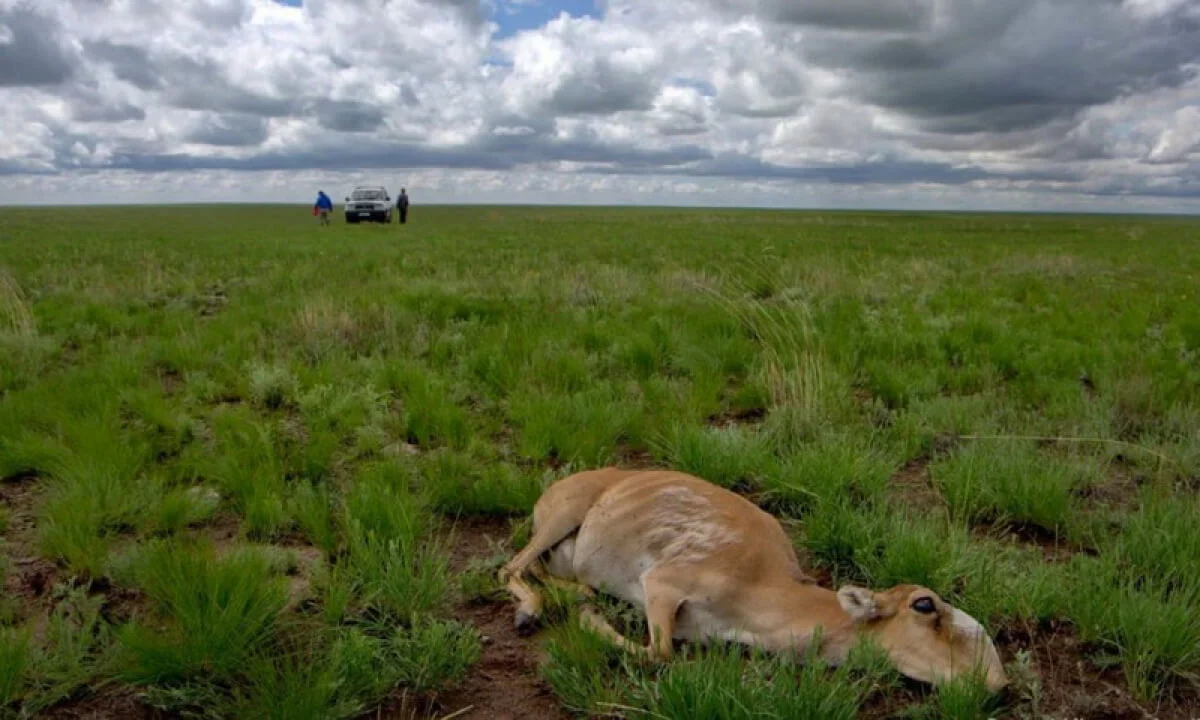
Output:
0,0,1198,211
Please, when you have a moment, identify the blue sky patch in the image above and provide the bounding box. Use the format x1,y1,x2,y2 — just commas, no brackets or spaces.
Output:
272,0,302,6
669,77,717,97
491,0,600,38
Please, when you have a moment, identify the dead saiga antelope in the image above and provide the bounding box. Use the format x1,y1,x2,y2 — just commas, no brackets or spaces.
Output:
499,467,1009,693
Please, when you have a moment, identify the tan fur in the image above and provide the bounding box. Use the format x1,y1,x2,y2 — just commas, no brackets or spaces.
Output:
500,467,1008,693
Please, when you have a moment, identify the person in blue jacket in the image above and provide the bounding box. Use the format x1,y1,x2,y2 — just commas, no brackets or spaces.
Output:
314,190,333,226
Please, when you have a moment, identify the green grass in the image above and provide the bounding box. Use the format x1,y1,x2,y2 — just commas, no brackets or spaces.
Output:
1,205,1199,717
114,539,291,684
930,440,1096,538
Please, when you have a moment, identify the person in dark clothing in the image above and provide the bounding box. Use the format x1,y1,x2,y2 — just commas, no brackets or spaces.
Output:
397,188,409,224
314,190,333,226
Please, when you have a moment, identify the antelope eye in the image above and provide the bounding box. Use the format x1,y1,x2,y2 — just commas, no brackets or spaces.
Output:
911,597,936,614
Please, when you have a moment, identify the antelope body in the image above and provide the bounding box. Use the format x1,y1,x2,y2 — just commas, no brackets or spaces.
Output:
499,467,1008,693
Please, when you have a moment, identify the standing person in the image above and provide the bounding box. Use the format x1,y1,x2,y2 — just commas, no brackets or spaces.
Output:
314,190,333,226
397,187,409,224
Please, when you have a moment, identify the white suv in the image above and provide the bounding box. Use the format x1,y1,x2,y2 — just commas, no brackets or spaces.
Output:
344,185,393,223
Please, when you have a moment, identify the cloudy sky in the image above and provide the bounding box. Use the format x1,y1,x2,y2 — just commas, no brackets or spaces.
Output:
1,0,1199,212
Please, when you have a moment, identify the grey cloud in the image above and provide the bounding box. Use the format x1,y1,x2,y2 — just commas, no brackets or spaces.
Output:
476,131,711,168
888,118,1089,160
1014,118,1124,163
798,1,1200,135
671,155,994,185
715,92,801,119
122,54,387,128
160,57,299,117
6,121,1198,201
313,100,385,133
486,113,556,138
309,0,484,25
710,33,807,118
655,118,707,137
578,152,1086,189
185,114,269,146
84,144,512,174
765,0,932,32
652,100,708,136
547,58,660,115
0,6,76,87
70,96,147,123
85,41,162,90
190,0,252,29
37,128,710,176
1087,167,1200,199
418,0,485,24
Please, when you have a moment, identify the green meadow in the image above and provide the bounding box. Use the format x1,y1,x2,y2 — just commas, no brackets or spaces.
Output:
1,205,1199,719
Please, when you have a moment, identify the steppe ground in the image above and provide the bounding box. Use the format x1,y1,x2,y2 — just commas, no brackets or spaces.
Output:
1,205,1199,719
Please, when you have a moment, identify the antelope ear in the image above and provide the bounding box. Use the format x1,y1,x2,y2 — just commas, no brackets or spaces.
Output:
837,585,880,622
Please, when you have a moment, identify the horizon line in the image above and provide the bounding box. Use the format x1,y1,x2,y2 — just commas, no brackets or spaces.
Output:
2,200,1198,218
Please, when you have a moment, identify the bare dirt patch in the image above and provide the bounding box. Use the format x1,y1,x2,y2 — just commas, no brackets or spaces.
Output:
996,621,1196,720
706,405,767,428
887,456,945,512
154,366,184,397
856,677,931,720
975,525,1088,564
859,619,1196,720
192,284,228,317
1077,460,1150,515
39,686,160,720
1,474,61,620
615,444,658,470
199,509,244,546
413,515,570,720
0,475,156,718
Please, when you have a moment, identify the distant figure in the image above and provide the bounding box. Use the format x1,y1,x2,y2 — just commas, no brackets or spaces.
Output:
397,188,409,224
314,190,333,226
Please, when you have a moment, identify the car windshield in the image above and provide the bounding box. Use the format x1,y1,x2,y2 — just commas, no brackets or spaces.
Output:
351,189,385,200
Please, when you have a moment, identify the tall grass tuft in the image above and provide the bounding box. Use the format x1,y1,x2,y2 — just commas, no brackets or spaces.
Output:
919,669,1000,720
202,410,290,539
288,480,339,554
20,586,119,715
381,616,482,694
143,484,221,537
798,496,886,584
650,422,774,490
760,432,893,514
422,450,546,517
0,269,36,337
511,386,639,466
117,540,289,684
38,426,159,576
930,441,1088,537
247,362,298,410
538,613,633,715
1114,490,1200,589
632,643,868,720
1066,556,1200,702
342,464,450,619
0,626,30,707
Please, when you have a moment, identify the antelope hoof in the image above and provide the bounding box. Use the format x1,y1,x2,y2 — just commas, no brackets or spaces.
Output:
515,610,538,636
